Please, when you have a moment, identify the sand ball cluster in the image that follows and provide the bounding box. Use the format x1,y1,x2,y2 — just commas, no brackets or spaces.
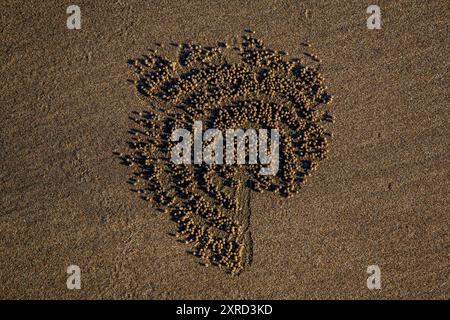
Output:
122,31,334,274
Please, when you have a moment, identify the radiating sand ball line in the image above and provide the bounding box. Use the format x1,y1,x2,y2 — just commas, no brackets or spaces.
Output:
122,31,334,275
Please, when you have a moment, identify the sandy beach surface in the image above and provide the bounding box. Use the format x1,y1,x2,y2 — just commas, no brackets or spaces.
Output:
0,0,448,299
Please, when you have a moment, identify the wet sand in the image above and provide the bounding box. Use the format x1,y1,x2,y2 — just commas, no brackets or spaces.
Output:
0,0,448,299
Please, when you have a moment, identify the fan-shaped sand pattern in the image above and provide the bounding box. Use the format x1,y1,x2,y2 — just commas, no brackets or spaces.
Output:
122,32,334,274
